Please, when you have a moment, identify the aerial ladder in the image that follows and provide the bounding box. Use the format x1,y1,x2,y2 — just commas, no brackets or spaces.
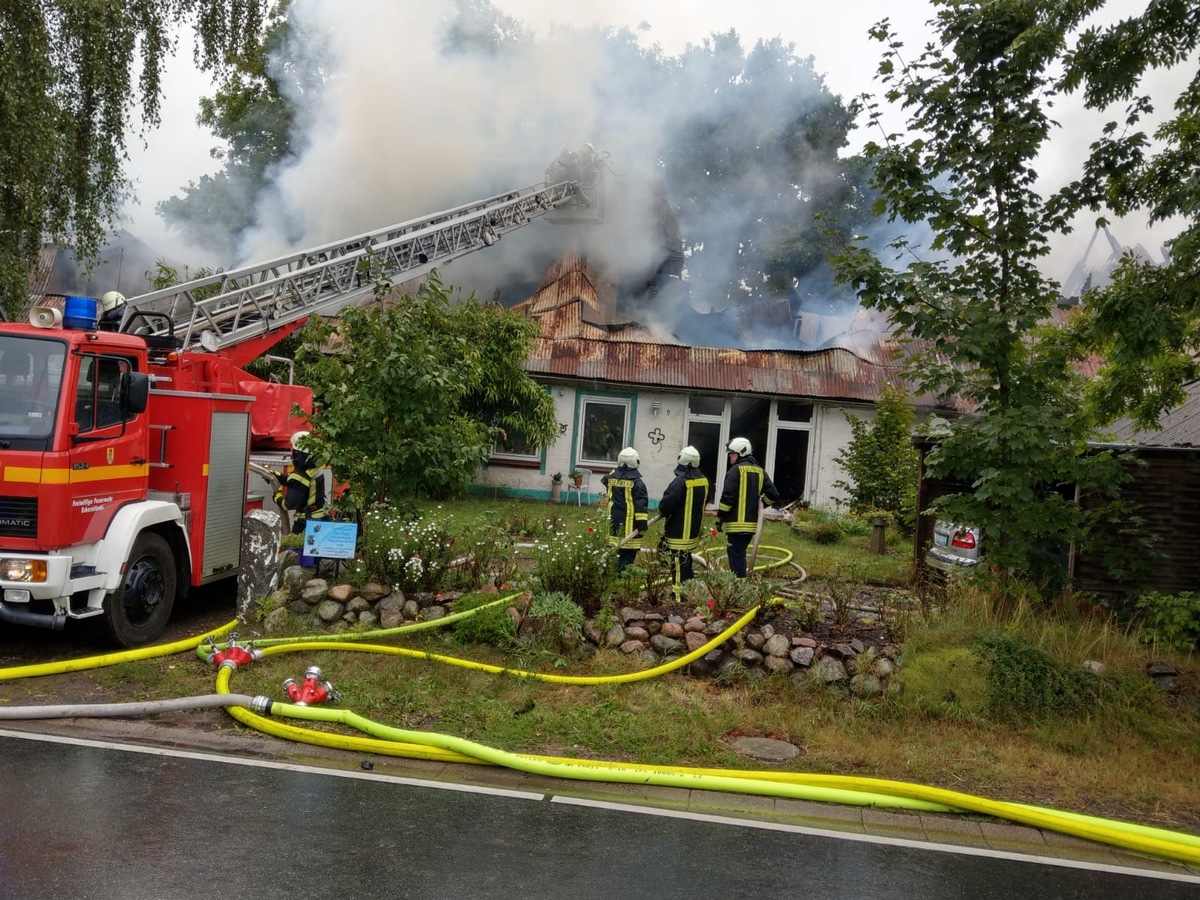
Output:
115,169,600,361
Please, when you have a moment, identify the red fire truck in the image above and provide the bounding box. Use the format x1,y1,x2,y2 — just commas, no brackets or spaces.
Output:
0,164,600,646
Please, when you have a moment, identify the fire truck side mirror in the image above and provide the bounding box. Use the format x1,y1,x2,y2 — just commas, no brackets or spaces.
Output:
122,371,150,416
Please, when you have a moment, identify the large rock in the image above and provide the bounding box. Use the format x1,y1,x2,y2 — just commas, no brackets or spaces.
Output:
236,509,283,626
810,656,849,684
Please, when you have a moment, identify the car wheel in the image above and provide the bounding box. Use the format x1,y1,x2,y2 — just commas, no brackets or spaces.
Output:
103,533,177,648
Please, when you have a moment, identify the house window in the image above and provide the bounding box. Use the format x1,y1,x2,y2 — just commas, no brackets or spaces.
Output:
490,426,540,465
777,401,813,423
689,396,724,416
578,397,630,466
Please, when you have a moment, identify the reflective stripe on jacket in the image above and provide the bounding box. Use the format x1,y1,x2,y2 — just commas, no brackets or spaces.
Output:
660,464,709,551
601,465,649,549
717,455,779,534
285,466,327,520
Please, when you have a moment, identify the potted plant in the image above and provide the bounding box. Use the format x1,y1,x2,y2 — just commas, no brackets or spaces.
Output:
569,469,584,487
550,472,563,503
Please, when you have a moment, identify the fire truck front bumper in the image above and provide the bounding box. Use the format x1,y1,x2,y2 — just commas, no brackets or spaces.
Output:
0,554,90,629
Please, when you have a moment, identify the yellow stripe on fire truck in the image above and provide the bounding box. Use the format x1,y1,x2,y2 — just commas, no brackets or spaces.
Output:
3,465,148,484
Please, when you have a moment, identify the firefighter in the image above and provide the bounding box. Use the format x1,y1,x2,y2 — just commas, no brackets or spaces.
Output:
602,446,649,572
97,291,126,331
278,430,328,535
716,437,780,577
658,445,709,595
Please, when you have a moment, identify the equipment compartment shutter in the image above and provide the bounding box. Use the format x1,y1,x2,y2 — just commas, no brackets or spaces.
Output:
204,411,250,577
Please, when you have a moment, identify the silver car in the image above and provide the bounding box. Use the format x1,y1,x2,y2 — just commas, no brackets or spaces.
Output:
926,521,983,573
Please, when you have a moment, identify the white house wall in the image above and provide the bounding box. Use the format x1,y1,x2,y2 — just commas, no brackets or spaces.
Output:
474,385,875,512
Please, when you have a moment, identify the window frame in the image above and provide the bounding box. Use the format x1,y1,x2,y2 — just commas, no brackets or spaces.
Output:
575,393,634,469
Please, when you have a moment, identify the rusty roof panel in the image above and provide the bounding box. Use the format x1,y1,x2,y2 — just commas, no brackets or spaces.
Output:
526,338,913,403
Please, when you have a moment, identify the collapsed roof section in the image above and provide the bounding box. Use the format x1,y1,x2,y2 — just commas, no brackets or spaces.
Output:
513,242,962,411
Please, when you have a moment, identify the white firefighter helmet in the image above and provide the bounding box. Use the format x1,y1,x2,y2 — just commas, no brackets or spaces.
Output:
100,291,126,313
677,446,700,468
727,437,752,457
290,430,311,451
617,446,640,468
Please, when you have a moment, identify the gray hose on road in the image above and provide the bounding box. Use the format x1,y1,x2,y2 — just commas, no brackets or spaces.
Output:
0,694,271,719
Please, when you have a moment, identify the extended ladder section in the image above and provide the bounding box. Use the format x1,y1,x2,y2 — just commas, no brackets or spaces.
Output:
118,179,589,353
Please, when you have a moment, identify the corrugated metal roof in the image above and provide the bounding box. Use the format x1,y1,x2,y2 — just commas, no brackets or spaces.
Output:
1108,379,1200,448
526,337,918,403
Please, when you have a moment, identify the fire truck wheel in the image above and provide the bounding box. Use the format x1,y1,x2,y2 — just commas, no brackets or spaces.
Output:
103,532,177,647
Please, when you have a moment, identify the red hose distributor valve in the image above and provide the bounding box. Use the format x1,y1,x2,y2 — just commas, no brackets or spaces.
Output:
203,633,263,670
283,665,339,706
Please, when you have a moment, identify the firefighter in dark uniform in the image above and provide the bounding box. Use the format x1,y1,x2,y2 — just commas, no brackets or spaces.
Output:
658,445,709,595
97,291,126,331
278,430,327,535
602,446,649,572
717,437,780,577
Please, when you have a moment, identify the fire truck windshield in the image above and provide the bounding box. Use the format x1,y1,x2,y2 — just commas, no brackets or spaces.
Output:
0,335,66,445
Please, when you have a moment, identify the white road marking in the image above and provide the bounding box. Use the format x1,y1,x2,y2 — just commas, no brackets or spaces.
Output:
4,726,1196,886
0,727,543,801
550,795,1200,885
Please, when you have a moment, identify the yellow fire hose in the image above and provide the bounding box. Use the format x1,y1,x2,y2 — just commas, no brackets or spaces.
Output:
2,587,1198,865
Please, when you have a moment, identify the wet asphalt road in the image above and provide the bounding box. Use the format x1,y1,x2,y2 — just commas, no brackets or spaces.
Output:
0,731,1195,900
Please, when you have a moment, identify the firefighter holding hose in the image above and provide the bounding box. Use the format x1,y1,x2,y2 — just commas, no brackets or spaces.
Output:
277,431,328,535
658,445,709,594
716,437,779,577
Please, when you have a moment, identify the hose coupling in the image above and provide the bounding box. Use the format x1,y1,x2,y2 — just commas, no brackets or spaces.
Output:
283,665,338,706
206,633,263,670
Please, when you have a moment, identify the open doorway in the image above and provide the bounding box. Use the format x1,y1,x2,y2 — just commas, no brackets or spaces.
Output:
685,394,812,508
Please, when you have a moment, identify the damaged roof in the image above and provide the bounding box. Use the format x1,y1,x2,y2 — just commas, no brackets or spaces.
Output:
515,244,945,407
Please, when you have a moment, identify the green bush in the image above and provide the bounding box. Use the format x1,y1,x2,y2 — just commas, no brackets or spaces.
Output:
810,521,845,544
452,519,518,588
531,525,616,615
1135,590,1200,653
519,590,590,658
974,633,1109,722
450,591,517,647
680,570,773,620
833,382,919,530
792,514,844,544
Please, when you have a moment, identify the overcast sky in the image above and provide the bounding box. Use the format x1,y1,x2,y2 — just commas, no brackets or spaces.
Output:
119,0,1187,281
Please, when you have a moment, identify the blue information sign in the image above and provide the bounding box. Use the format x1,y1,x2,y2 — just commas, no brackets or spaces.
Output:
303,520,358,559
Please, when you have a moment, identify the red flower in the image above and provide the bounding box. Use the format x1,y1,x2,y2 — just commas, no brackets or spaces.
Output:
710,528,718,536
587,527,594,533
706,599,715,609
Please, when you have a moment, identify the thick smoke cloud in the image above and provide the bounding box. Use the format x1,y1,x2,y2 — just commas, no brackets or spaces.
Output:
229,1,849,349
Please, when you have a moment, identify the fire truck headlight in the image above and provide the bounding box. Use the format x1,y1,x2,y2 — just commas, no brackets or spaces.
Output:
0,558,47,583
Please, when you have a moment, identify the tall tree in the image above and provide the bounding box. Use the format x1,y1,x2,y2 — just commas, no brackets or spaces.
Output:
831,1,1131,585
0,0,266,320
650,30,875,307
165,11,877,321
1055,0,1200,430
156,0,324,259
158,0,522,259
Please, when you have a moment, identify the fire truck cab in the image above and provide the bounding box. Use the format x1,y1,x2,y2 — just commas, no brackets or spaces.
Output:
0,313,260,646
